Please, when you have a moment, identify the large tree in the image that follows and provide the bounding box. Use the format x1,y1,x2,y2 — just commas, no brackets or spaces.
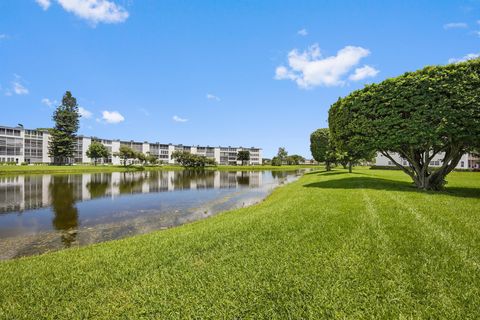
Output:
271,147,288,166
237,150,250,165
310,128,336,171
329,59,480,190
48,91,80,164
86,141,110,165
172,151,216,168
286,154,305,165
115,145,137,167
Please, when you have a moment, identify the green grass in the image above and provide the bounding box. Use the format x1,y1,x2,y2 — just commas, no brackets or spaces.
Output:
209,164,323,171
0,168,479,319
0,164,320,175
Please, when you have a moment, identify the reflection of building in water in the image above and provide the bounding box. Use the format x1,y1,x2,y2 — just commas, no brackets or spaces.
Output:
0,176,24,212
0,171,263,214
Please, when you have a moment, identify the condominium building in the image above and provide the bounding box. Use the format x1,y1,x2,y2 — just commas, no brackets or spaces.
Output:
375,152,479,169
0,125,262,165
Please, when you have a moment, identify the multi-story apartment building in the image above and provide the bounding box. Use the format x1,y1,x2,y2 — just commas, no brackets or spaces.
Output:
0,126,25,164
0,125,262,166
375,152,479,169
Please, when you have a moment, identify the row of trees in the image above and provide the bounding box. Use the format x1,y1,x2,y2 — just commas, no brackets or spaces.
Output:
46,93,257,168
87,143,160,166
313,58,480,190
269,147,305,166
310,128,373,173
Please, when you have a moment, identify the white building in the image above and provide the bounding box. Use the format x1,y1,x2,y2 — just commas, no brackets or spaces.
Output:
375,152,479,169
0,125,262,166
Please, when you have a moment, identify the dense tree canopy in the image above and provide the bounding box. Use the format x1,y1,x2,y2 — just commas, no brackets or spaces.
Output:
115,145,137,166
286,154,305,165
86,141,110,165
329,59,480,190
172,151,216,168
48,91,80,164
145,153,159,165
272,147,288,166
310,128,337,171
237,151,250,165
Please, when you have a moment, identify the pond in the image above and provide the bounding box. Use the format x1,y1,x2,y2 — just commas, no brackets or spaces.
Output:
0,170,304,260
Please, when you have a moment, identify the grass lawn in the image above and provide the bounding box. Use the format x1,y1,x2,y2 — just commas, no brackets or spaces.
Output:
0,168,479,318
0,164,320,175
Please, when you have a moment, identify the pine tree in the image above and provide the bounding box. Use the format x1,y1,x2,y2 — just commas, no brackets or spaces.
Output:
48,91,80,164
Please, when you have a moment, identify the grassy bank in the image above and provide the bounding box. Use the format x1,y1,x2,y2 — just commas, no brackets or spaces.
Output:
0,164,321,175
0,168,479,318
209,164,322,171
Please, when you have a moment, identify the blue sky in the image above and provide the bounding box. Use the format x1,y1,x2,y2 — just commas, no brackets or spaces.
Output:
1,0,479,158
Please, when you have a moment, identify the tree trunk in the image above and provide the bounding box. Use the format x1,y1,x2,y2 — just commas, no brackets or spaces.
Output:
326,161,331,171
348,161,352,173
381,149,463,191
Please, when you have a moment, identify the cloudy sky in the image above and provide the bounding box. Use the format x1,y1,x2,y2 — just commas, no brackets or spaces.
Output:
1,0,479,157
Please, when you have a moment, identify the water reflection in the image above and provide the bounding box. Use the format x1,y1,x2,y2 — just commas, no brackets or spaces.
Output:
0,170,303,259
49,176,79,247
0,171,267,213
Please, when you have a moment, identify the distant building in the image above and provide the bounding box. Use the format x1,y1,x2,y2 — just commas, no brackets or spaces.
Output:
0,125,262,165
375,152,479,169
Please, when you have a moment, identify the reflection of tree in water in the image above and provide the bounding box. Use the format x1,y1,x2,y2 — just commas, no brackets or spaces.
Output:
86,173,111,199
118,172,148,194
271,171,289,179
171,170,215,190
49,175,79,247
236,172,250,186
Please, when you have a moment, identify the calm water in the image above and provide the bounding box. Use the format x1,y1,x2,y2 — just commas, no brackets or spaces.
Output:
0,170,304,260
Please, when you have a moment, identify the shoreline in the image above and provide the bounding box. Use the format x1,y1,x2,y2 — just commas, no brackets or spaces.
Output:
0,170,306,261
0,164,323,176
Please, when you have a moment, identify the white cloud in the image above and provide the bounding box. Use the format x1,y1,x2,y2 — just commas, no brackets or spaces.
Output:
35,0,52,10
13,82,28,95
172,115,188,122
101,110,124,123
6,75,29,96
297,28,308,36
348,65,379,81
79,106,93,118
448,53,480,63
443,22,468,29
206,93,220,101
275,44,374,88
41,98,56,107
36,0,129,25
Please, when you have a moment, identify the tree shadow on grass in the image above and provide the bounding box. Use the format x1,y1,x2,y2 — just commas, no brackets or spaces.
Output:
304,170,364,176
303,176,480,199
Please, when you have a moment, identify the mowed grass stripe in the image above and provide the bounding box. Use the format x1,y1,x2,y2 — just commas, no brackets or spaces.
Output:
0,168,479,319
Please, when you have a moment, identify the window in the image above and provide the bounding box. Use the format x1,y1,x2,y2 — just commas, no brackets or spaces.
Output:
461,161,464,168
